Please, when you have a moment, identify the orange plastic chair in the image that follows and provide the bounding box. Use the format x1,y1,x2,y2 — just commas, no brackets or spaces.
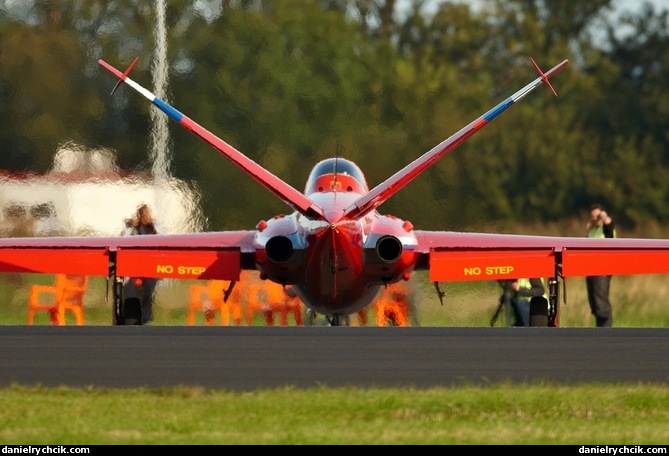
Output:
357,306,371,326
186,280,242,326
280,286,303,326
245,275,278,326
374,282,410,327
259,282,303,326
27,274,88,326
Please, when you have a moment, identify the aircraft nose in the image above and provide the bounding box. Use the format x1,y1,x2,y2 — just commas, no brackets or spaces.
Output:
322,210,344,224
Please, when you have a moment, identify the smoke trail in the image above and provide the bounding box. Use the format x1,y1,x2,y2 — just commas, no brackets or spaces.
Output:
145,0,206,234
150,0,170,182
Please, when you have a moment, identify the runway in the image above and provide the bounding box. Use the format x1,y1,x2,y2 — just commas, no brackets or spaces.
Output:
1,326,668,390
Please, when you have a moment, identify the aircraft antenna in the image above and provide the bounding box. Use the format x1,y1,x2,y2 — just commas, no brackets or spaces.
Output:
331,143,340,191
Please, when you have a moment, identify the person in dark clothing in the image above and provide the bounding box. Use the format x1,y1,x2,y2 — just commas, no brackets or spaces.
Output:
585,203,617,327
121,204,159,324
497,278,546,326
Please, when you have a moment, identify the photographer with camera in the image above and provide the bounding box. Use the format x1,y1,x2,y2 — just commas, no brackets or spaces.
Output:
585,203,617,327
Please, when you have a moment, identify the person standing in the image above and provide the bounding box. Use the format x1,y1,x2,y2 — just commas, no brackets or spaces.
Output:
585,203,617,327
121,204,159,324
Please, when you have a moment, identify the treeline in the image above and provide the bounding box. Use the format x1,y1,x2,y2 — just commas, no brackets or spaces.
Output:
0,0,667,232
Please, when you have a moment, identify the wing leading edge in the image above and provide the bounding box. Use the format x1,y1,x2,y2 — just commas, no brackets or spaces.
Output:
0,231,256,280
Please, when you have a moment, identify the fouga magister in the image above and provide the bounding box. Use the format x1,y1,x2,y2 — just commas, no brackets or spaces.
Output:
4,56,669,326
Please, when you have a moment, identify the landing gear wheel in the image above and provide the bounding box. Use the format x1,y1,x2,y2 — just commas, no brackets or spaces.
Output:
327,314,350,327
529,296,549,327
305,309,317,326
120,297,142,325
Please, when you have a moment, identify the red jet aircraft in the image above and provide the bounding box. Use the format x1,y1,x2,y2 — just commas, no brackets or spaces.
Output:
3,56,669,326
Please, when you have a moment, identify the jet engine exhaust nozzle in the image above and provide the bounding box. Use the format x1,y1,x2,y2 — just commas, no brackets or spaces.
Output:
376,235,403,262
265,236,294,263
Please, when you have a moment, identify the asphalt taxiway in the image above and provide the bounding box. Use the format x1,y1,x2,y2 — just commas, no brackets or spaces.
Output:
1,326,668,389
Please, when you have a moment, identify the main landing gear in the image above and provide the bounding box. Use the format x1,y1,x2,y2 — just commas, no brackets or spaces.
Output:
528,277,561,327
111,275,143,325
305,309,351,326
116,297,142,325
326,314,350,326
109,254,143,325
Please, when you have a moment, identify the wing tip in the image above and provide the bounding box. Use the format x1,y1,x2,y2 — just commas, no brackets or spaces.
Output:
529,57,557,97
104,56,140,96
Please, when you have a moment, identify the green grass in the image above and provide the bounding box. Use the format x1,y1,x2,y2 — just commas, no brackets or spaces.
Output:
0,383,667,444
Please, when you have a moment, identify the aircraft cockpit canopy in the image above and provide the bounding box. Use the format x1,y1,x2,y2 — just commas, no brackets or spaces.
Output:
304,158,369,195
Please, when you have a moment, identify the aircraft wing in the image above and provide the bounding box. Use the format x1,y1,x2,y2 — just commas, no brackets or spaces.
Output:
414,231,669,282
97,59,325,221
0,231,256,280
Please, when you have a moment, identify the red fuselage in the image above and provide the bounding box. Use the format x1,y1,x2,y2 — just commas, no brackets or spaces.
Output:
253,159,419,316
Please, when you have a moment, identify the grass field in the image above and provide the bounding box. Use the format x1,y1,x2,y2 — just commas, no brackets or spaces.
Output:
1,383,668,444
